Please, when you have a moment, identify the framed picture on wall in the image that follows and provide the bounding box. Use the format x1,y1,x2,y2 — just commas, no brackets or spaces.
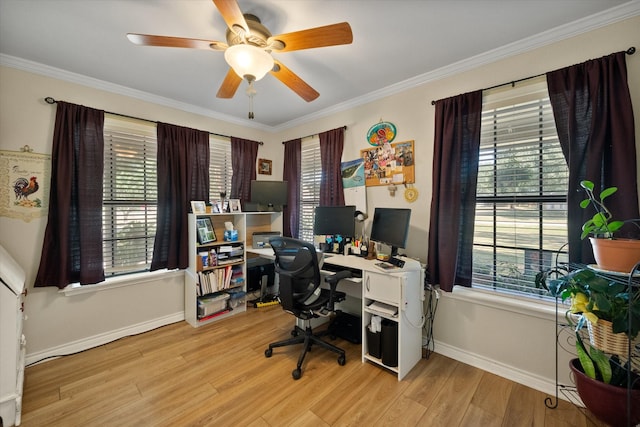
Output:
258,158,272,175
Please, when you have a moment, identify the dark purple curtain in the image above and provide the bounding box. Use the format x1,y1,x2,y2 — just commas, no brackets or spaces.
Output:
230,137,260,204
547,51,639,264
319,127,345,206
283,138,301,238
34,102,105,288
427,91,483,292
151,123,209,271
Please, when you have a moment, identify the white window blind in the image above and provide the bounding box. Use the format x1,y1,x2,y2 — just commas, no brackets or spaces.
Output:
472,78,568,296
299,137,321,242
103,116,157,276
209,136,232,206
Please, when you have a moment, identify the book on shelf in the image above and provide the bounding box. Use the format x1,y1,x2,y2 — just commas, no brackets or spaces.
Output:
217,257,243,265
197,264,243,295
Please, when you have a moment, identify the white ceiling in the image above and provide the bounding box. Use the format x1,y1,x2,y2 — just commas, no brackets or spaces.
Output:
1,0,638,131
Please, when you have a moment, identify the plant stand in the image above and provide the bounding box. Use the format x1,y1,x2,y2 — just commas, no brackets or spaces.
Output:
545,261,640,427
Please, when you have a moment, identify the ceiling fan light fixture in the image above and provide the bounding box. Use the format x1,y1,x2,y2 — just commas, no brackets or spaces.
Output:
224,44,274,81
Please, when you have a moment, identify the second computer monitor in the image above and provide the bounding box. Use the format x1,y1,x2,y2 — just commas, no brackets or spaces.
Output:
313,205,356,238
369,207,411,257
249,180,288,211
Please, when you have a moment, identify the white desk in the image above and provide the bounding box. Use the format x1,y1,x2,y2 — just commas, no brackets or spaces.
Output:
248,249,424,380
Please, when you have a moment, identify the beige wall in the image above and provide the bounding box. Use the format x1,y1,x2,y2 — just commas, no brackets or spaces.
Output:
1,15,638,394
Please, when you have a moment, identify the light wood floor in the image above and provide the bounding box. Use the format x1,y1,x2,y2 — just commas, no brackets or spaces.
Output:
20,305,603,427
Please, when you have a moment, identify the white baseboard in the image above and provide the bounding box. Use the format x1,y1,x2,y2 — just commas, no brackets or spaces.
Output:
433,339,567,402
25,312,184,366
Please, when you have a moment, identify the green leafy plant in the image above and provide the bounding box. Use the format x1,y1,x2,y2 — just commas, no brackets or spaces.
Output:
537,267,640,339
575,330,634,387
537,265,640,388
579,180,624,239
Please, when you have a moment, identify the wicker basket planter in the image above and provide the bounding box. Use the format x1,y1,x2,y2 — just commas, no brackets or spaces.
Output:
587,318,630,356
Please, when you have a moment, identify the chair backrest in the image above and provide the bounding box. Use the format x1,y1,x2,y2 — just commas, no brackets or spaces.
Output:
270,237,321,314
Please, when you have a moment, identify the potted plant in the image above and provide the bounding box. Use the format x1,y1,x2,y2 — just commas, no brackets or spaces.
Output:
569,334,640,427
579,180,640,273
537,266,640,426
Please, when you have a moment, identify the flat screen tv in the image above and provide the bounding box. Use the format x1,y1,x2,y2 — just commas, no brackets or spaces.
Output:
313,205,356,238
249,180,288,211
369,207,411,257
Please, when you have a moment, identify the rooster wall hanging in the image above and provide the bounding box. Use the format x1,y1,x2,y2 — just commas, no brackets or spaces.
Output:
0,146,50,222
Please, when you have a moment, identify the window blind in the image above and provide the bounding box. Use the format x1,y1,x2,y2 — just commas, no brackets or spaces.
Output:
472,78,568,296
299,137,321,242
209,136,232,206
102,116,158,276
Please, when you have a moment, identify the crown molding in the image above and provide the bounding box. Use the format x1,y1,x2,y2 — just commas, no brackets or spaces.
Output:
0,54,272,132
2,0,639,134
273,0,640,131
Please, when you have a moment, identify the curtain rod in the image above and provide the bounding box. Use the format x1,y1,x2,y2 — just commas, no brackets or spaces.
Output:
281,125,348,144
430,46,636,105
43,97,263,145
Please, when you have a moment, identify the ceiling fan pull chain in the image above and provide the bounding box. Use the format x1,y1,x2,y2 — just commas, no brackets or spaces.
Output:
247,79,256,119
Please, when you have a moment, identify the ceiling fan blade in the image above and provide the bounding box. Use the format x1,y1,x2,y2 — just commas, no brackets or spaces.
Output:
217,68,243,98
268,22,353,52
270,60,319,102
212,0,249,35
126,33,227,50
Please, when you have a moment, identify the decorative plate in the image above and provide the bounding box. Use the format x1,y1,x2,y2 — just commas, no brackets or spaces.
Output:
367,121,396,146
404,187,419,203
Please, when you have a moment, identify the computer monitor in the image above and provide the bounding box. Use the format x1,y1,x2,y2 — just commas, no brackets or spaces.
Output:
313,205,356,238
249,180,288,211
369,207,411,257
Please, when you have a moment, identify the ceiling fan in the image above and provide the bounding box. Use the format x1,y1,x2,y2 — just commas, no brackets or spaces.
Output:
127,0,353,117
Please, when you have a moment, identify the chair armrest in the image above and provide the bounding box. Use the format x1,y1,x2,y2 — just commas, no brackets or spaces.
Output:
325,270,352,286
324,270,351,311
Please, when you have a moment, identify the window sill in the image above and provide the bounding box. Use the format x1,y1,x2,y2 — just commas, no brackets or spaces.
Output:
60,269,183,296
449,285,563,321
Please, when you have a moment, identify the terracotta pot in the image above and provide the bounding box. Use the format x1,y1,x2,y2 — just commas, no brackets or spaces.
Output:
569,358,640,427
589,237,640,273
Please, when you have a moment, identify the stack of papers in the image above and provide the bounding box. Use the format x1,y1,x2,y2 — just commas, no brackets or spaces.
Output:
367,301,397,316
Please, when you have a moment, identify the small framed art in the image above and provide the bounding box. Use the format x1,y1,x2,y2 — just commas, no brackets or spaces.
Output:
258,158,272,175
229,199,242,212
196,217,216,244
191,200,206,214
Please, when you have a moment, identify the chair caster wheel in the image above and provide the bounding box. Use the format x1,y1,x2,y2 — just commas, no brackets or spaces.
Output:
291,329,299,337
338,355,346,366
292,369,302,380
265,348,273,358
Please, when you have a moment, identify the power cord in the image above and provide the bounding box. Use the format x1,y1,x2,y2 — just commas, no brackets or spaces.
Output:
422,284,439,359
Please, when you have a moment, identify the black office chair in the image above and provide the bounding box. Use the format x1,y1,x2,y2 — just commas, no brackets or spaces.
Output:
265,237,351,380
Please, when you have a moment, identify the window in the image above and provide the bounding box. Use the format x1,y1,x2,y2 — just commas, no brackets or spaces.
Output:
103,116,158,276
472,78,568,296
299,137,321,242
102,116,232,278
